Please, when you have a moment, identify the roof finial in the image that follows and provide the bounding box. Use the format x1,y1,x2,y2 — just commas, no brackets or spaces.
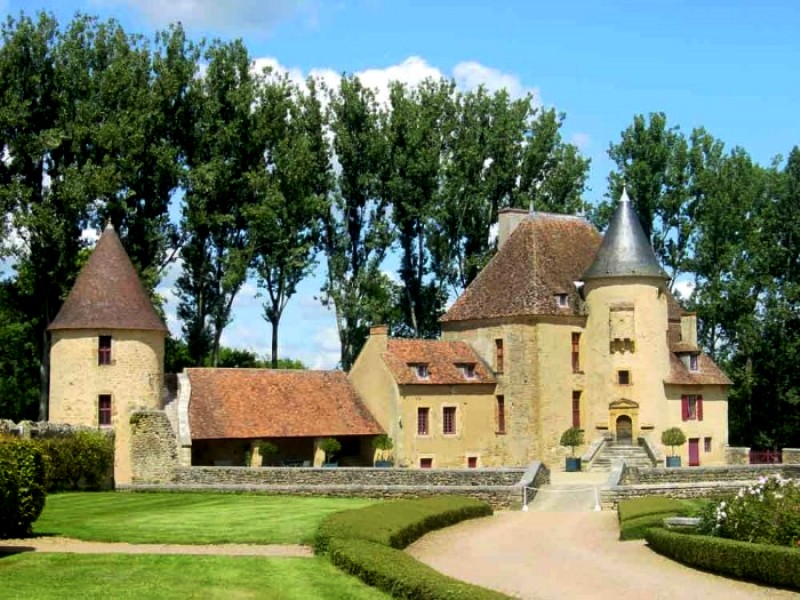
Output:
620,186,631,204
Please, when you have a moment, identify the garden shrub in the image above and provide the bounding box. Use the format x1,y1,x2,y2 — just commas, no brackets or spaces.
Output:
619,513,681,540
328,537,509,600
38,430,114,491
315,496,492,552
646,528,800,591
699,475,800,547
617,496,688,523
0,438,47,538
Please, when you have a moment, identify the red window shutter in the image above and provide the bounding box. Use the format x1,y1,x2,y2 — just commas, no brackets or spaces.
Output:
697,395,704,421
681,395,689,421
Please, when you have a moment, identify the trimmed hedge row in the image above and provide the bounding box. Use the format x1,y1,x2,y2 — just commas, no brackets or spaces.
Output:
619,513,681,541
328,537,508,600
315,495,493,552
316,496,509,599
645,528,800,591
0,439,47,538
618,497,687,523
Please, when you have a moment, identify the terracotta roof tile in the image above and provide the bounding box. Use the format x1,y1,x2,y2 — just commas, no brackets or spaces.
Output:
665,353,731,386
442,214,601,322
383,339,495,385
48,224,166,332
187,368,383,440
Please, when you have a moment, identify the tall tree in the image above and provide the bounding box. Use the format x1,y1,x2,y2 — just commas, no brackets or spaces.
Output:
248,75,331,367
322,75,394,370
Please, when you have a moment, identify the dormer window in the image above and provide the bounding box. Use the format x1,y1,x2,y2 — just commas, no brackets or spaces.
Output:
458,363,477,380
98,336,112,366
555,293,569,308
689,354,699,372
411,363,429,380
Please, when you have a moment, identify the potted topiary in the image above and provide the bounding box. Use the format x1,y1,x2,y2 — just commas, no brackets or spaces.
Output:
320,438,341,467
560,427,584,472
372,434,394,467
661,427,686,467
257,441,279,466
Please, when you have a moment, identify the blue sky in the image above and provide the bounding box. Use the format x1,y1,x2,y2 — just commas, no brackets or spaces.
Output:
5,0,799,368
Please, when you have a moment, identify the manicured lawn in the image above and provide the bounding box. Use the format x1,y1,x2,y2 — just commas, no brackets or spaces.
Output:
0,553,390,599
617,496,709,540
35,492,378,544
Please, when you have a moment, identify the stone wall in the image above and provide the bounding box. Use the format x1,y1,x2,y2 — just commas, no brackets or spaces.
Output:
130,410,178,483
725,447,750,465
621,463,799,485
0,419,108,439
783,449,800,464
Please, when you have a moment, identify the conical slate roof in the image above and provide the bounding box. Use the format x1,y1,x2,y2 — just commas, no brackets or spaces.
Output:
582,189,669,281
48,223,167,332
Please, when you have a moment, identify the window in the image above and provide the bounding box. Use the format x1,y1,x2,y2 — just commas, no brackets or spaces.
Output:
572,391,581,429
496,395,506,434
98,335,112,366
98,394,112,426
459,363,476,380
555,293,568,308
412,363,429,379
704,437,712,452
443,406,457,435
617,370,631,385
689,354,699,371
571,333,581,373
417,407,430,436
495,339,504,373
681,394,704,421
420,458,433,469
467,456,478,469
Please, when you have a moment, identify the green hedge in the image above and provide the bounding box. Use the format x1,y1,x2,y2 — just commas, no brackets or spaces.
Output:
38,431,114,491
618,497,687,523
316,496,509,599
0,439,47,538
619,513,681,540
328,537,509,600
645,528,800,590
315,496,492,552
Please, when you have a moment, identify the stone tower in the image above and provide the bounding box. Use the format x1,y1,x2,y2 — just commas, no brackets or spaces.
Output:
48,223,167,484
581,189,671,444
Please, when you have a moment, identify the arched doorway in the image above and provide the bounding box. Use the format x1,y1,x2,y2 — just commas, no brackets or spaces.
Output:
616,415,633,444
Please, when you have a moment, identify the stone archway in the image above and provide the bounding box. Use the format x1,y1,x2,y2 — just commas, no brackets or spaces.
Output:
615,415,633,444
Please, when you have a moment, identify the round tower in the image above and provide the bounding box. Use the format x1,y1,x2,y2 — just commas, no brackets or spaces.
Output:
581,189,671,445
48,223,167,485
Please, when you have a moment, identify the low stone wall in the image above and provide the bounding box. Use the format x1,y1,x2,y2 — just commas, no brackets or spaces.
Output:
784,449,800,464
725,447,750,465
602,481,744,509
130,410,178,483
621,463,800,485
0,419,106,439
173,465,526,487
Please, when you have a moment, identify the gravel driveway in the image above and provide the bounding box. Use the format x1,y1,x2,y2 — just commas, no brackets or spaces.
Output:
407,511,797,599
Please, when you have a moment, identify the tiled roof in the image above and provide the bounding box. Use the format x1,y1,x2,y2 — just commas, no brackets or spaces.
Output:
187,368,383,440
48,224,166,332
442,213,602,322
382,339,495,385
665,353,731,386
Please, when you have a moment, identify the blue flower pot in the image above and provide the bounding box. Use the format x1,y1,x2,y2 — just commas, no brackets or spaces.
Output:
565,457,582,472
666,456,681,468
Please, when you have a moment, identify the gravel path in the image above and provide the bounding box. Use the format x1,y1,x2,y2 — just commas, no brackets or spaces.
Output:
407,511,797,600
0,536,312,557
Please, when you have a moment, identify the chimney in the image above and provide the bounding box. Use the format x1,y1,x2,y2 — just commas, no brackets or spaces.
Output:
369,325,389,351
680,313,698,347
497,208,529,249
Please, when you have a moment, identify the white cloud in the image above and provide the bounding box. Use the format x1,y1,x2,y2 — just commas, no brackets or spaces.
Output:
673,278,695,301
570,132,591,150
100,0,314,33
452,61,538,102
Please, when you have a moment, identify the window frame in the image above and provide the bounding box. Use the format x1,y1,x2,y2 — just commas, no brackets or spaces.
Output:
98,335,112,366
420,457,433,469
704,437,712,452
555,293,569,308
689,354,699,371
412,363,429,380
572,391,581,429
459,363,477,380
442,406,457,435
681,394,704,421
571,332,581,373
467,456,478,469
98,394,112,426
496,395,506,434
417,407,430,436
495,339,504,373
617,370,631,385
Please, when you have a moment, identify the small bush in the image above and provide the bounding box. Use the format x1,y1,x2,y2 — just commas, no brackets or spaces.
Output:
315,496,492,553
619,513,681,540
0,439,47,538
328,537,510,600
618,497,688,523
646,528,800,591
38,430,114,491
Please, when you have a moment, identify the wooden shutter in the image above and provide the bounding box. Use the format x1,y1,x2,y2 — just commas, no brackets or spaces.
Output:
697,395,704,421
681,395,689,421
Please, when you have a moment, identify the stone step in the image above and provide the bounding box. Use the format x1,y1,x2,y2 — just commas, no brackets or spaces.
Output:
587,444,656,472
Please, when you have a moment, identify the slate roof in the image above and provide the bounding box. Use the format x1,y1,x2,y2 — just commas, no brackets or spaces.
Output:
48,224,167,332
442,213,602,323
187,368,383,440
382,339,495,385
665,353,732,386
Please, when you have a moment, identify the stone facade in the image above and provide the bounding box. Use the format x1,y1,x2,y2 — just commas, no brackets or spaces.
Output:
130,410,178,483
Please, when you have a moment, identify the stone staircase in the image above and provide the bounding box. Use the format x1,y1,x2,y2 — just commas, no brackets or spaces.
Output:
589,441,656,472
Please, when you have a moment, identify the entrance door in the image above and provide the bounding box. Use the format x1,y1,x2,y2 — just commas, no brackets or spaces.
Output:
688,438,700,466
615,415,633,444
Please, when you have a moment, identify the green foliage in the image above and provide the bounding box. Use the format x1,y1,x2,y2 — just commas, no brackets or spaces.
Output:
660,427,686,456
257,441,279,464
618,496,689,523
37,430,114,491
314,496,492,553
559,427,584,456
646,528,800,591
371,434,394,452
699,475,800,547
0,438,47,538
328,537,509,600
320,438,342,462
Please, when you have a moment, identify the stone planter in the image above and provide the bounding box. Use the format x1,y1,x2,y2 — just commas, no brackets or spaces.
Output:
665,456,681,468
565,457,582,472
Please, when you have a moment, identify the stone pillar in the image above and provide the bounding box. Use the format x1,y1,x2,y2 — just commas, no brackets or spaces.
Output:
313,438,326,467
249,440,263,467
725,446,750,465
782,448,800,464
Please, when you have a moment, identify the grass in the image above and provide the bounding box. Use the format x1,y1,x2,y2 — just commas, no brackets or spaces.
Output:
617,496,709,540
35,492,378,545
0,553,390,599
